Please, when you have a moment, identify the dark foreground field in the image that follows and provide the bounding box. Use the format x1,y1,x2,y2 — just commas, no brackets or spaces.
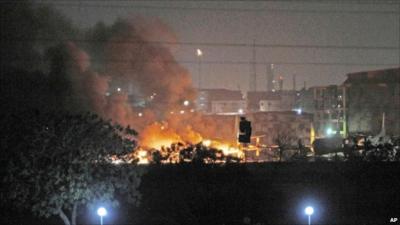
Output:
2,162,400,225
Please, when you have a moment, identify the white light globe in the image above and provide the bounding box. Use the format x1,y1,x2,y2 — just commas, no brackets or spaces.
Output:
183,100,190,106
97,207,107,217
305,206,314,216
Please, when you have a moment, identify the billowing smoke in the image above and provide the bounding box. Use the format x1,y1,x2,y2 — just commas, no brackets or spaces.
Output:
61,17,235,148
104,18,196,119
1,2,237,148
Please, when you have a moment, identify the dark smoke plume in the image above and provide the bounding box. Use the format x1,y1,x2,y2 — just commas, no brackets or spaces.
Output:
64,17,236,144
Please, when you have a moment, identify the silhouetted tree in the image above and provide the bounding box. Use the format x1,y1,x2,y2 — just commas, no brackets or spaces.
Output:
274,128,297,162
2,112,142,225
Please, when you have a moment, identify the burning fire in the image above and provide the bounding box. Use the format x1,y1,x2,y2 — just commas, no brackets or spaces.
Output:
201,139,242,158
138,122,203,150
127,131,244,165
137,150,149,164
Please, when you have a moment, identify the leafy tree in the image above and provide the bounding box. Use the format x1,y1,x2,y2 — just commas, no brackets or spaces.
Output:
2,111,143,225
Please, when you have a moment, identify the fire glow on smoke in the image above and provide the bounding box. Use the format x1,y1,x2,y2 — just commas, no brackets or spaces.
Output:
59,17,241,163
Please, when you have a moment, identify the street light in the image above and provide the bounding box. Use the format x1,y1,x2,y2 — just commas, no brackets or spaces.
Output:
97,207,107,225
196,48,203,89
305,206,314,225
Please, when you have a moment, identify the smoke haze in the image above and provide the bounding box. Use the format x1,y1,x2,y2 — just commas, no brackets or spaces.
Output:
1,2,236,147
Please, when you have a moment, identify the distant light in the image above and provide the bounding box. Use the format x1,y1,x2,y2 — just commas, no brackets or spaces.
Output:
296,108,302,115
160,126,165,130
305,206,314,216
190,109,195,113
326,127,335,136
272,89,276,92
297,93,300,96
180,110,185,114
105,92,110,96
183,100,190,106
138,113,143,117
97,207,107,217
170,111,174,114
196,48,203,56
117,87,121,92
238,108,244,114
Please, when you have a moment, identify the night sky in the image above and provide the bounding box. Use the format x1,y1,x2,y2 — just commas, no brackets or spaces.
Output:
53,0,399,92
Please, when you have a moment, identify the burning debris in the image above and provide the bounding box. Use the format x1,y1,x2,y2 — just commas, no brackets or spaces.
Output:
132,141,243,165
54,17,243,162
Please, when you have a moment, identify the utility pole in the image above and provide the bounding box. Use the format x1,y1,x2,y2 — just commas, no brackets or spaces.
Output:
266,63,274,91
292,74,296,91
196,48,203,89
249,39,257,92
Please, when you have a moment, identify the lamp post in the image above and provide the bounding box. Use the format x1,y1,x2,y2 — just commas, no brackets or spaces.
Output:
196,48,203,89
97,207,107,225
305,206,314,225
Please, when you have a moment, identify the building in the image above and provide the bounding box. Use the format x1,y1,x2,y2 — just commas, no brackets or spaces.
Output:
259,96,282,112
197,89,245,114
246,111,313,147
294,85,347,138
211,100,247,115
311,85,347,137
294,88,314,114
247,90,297,112
344,67,400,136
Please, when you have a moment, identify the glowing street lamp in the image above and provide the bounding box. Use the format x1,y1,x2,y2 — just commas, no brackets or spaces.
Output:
196,48,203,57
196,48,203,88
97,207,107,225
305,206,314,225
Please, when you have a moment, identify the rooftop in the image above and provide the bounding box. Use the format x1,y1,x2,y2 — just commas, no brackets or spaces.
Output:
344,67,400,84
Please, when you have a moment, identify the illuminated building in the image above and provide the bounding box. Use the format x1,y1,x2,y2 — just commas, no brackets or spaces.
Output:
196,89,245,115
344,67,400,136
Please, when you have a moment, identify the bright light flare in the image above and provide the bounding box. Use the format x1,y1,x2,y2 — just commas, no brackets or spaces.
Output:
196,48,203,56
97,207,107,217
183,100,190,106
326,127,334,136
305,206,314,216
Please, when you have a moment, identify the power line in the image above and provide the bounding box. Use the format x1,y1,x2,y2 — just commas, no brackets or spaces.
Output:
5,38,399,51
24,1,400,15
3,58,397,67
